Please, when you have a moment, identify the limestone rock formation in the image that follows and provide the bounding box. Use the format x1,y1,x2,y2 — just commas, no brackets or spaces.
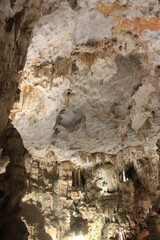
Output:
53,108,86,134
0,0,43,239
0,0,160,240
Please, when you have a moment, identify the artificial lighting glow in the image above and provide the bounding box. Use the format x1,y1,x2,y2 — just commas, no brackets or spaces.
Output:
69,235,86,240
51,236,56,240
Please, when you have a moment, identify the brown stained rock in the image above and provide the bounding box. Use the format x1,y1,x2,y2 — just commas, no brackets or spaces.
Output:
114,17,160,34
0,123,27,239
0,0,43,141
79,52,97,69
95,4,130,15
0,1,43,239
31,58,43,67
51,58,72,77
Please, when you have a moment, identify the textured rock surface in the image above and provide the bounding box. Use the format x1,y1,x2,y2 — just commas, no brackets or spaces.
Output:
0,0,160,240
0,0,43,239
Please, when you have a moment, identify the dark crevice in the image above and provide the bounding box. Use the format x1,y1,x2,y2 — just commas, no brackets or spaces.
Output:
5,18,14,32
69,216,88,235
10,0,16,8
126,167,142,188
68,0,78,9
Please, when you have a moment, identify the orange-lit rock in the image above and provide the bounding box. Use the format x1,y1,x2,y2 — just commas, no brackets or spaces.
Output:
22,85,34,93
31,58,42,66
114,17,160,34
139,230,149,240
95,4,129,15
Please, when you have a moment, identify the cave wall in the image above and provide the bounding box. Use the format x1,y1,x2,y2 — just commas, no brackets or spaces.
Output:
0,0,43,239
0,0,43,140
0,0,160,240
11,0,160,239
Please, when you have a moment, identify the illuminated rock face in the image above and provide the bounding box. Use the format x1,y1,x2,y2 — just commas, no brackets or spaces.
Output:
0,1,43,240
0,0,160,240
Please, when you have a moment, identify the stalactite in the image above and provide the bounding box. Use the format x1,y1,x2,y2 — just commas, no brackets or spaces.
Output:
122,170,128,182
52,58,71,78
79,52,97,69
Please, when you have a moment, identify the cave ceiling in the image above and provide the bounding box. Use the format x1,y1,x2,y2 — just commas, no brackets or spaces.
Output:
1,0,160,240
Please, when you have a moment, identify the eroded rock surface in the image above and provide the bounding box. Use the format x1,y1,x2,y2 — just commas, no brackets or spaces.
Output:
0,0,43,239
2,0,160,239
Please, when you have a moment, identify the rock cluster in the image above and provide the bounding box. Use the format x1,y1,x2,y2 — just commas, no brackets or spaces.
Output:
0,0,160,240
0,0,43,239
